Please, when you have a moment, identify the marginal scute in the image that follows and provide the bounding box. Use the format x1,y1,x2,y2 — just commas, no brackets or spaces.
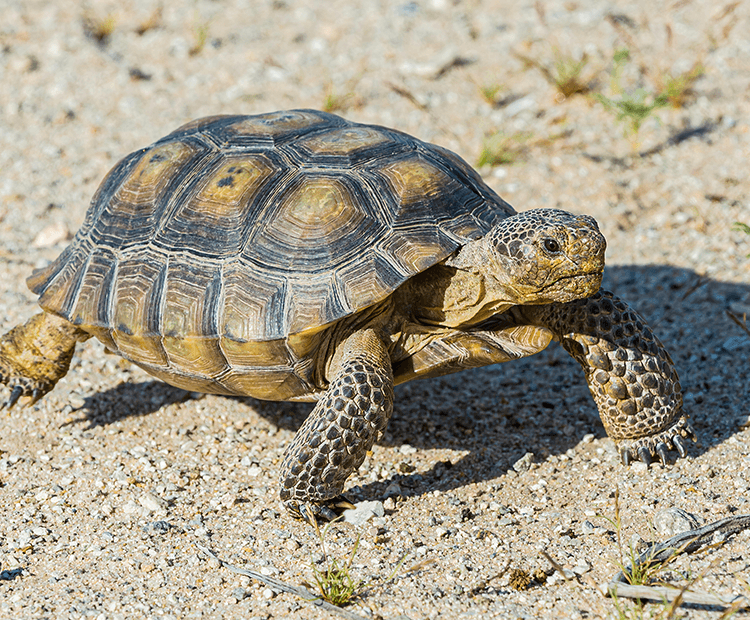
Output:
219,366,310,401
221,259,287,341
36,247,93,324
111,255,168,366
336,253,405,318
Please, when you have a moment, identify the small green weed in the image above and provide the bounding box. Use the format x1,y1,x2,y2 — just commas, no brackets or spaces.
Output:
82,12,117,45
594,49,669,148
478,83,506,105
599,488,678,587
312,551,365,606
514,49,593,100
732,222,750,259
304,520,408,608
595,88,669,140
477,131,533,167
594,49,706,151
658,63,704,108
322,87,356,114
189,22,210,56
550,51,592,99
599,489,680,620
599,490,745,620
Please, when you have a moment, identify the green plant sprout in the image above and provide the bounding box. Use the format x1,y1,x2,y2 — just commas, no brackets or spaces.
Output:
514,49,592,99
596,88,670,138
82,12,117,45
732,222,750,258
477,131,533,167
309,525,366,606
190,22,210,56
595,49,706,150
595,49,669,147
479,83,506,105
322,88,356,113
550,50,592,98
305,520,408,607
659,63,705,108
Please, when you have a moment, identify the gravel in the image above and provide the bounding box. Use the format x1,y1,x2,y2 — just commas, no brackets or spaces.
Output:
1,1,749,619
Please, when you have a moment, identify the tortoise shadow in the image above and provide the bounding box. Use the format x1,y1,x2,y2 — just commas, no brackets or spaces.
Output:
76,264,749,499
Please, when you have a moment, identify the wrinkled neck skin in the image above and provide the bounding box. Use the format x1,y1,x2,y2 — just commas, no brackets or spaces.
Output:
394,241,524,329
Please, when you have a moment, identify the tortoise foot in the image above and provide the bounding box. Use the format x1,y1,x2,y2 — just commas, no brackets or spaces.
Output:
284,496,356,526
618,415,697,466
0,343,51,410
0,376,45,411
0,312,87,410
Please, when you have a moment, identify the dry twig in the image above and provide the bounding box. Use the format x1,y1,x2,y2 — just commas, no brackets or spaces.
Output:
607,514,750,610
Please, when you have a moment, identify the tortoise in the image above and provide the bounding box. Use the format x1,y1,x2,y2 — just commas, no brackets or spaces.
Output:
0,109,695,521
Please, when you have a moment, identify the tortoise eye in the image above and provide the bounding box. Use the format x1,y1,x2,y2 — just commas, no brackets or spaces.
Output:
543,238,561,254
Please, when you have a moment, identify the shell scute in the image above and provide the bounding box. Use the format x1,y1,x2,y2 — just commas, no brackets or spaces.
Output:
156,153,277,258
94,141,203,249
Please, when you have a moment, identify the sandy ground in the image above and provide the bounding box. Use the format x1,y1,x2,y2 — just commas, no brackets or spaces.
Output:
1,1,749,618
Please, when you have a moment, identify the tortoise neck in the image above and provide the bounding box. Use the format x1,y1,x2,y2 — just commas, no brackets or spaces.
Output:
397,262,513,329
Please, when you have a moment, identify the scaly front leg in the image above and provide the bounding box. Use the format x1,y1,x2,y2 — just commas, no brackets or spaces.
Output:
519,290,696,465
280,328,394,523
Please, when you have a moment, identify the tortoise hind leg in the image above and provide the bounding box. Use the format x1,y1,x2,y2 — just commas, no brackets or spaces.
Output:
0,312,90,409
518,290,696,465
279,328,394,524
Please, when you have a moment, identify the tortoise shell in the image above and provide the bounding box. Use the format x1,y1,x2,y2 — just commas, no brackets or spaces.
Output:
28,110,515,399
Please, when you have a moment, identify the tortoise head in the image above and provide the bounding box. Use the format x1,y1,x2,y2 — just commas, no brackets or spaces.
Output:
448,208,606,305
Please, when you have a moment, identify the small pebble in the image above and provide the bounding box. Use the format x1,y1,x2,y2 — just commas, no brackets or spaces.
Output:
513,453,534,473
342,500,385,526
572,563,591,575
146,521,171,535
32,222,70,248
284,539,300,552
653,508,701,539
139,493,166,513
384,482,403,498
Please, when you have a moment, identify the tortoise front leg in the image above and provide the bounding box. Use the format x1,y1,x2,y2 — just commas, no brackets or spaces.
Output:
280,328,394,523
519,290,696,465
0,312,89,409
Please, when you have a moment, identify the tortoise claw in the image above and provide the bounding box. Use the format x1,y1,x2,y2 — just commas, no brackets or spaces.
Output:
617,416,696,469
299,503,321,528
673,435,688,458
3,385,24,410
656,443,669,466
284,495,355,526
